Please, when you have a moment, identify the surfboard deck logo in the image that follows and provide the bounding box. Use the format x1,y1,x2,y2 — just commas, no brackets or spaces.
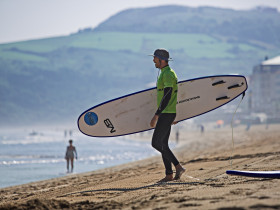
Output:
78,75,248,137
104,119,116,133
84,112,98,126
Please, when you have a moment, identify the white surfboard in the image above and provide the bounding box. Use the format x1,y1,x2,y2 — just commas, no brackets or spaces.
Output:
78,75,247,137
226,170,280,178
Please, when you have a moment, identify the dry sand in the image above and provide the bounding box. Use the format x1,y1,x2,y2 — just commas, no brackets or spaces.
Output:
0,124,280,209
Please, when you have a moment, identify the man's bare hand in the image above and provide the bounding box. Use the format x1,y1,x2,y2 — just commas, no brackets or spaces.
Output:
150,115,159,128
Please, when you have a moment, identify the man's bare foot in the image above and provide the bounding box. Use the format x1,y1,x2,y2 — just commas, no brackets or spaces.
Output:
157,175,173,183
174,165,186,180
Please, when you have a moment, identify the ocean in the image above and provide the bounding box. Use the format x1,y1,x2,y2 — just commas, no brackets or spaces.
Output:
0,127,170,189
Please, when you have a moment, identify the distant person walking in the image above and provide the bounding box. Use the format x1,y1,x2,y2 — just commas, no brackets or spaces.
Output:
200,124,204,134
65,139,77,173
149,48,185,182
176,130,179,144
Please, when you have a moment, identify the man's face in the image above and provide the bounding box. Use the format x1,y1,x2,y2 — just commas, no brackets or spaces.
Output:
153,56,160,68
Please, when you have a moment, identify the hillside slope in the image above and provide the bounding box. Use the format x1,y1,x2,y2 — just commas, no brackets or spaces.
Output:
95,5,280,45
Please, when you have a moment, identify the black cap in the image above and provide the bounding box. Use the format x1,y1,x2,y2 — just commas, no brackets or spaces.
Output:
149,48,172,61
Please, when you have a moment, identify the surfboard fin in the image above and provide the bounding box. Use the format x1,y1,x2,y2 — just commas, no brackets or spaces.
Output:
216,96,230,101
212,80,226,86
242,92,245,99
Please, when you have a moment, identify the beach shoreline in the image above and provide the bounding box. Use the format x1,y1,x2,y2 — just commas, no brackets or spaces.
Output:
1,124,280,209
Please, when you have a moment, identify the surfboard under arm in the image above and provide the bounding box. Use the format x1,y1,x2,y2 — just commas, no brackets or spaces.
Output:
78,75,248,137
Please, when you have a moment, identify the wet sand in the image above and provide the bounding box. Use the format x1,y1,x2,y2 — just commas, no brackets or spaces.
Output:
1,124,280,209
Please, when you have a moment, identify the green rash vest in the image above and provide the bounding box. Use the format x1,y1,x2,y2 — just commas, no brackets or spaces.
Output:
157,66,178,114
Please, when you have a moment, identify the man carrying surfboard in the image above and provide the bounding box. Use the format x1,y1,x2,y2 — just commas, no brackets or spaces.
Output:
149,48,186,182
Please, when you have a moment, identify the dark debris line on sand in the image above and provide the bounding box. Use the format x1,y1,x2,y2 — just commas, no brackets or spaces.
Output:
59,181,205,197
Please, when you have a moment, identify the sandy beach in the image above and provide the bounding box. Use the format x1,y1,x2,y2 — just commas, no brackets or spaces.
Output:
0,123,280,209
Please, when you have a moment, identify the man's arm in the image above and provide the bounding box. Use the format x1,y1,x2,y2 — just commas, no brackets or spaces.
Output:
150,87,172,128
74,147,78,159
155,87,172,115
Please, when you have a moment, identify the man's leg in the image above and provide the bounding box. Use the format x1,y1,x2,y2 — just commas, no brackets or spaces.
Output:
161,126,173,175
66,158,69,172
152,114,179,178
70,158,74,172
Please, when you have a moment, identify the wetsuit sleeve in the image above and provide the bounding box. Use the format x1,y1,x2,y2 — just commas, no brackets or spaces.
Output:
155,87,172,115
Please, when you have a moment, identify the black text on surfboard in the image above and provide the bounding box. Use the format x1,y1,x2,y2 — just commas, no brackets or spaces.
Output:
104,119,116,133
178,96,200,104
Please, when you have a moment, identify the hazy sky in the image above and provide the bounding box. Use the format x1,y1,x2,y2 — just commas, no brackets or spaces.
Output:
1,0,280,44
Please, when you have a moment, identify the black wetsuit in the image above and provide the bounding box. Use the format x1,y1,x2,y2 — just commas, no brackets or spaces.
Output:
152,87,179,175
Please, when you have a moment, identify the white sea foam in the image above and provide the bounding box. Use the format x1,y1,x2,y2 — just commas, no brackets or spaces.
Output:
0,128,159,188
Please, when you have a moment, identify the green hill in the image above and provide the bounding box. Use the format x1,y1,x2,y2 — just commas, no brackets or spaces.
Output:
0,5,279,126
95,6,280,45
